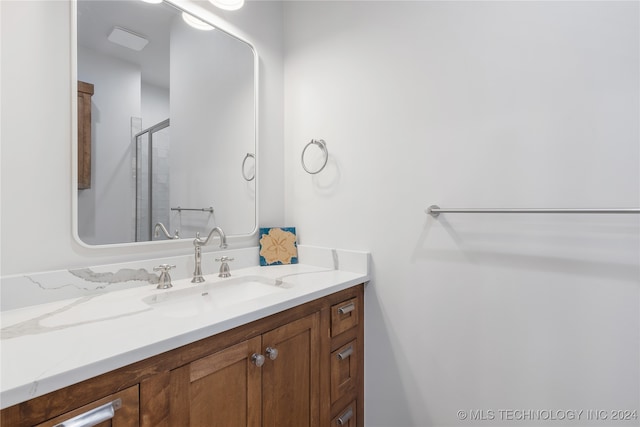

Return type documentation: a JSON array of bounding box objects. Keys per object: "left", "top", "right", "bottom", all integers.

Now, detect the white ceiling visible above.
[{"left": 77, "top": 0, "right": 178, "bottom": 88}]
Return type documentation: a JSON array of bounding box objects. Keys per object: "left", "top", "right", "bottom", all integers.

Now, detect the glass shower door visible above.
[{"left": 135, "top": 119, "right": 170, "bottom": 242}]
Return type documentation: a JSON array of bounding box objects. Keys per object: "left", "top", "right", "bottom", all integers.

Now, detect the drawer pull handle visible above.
[
  {"left": 338, "top": 302, "right": 355, "bottom": 315},
  {"left": 336, "top": 407, "right": 354, "bottom": 425},
  {"left": 337, "top": 345, "right": 353, "bottom": 360},
  {"left": 53, "top": 398, "right": 122, "bottom": 427}
]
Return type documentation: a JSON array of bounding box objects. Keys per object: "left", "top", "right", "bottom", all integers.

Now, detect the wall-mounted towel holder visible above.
[
  {"left": 426, "top": 205, "right": 640, "bottom": 218},
  {"left": 242, "top": 152, "right": 255, "bottom": 181},
  {"left": 301, "top": 139, "right": 328, "bottom": 174},
  {"left": 171, "top": 206, "right": 214, "bottom": 213}
]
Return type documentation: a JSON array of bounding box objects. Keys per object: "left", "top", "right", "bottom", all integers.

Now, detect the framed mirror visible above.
[{"left": 73, "top": 0, "right": 258, "bottom": 247}]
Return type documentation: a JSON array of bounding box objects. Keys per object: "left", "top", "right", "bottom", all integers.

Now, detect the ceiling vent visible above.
[{"left": 107, "top": 26, "right": 149, "bottom": 51}]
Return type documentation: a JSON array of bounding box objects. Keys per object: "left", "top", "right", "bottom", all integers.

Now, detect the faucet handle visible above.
[
  {"left": 153, "top": 264, "right": 176, "bottom": 289},
  {"left": 215, "top": 257, "right": 234, "bottom": 278}
]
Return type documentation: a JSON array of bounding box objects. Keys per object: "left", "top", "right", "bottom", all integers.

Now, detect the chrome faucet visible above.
[
  {"left": 192, "top": 226, "right": 227, "bottom": 283},
  {"left": 154, "top": 222, "right": 180, "bottom": 240},
  {"left": 153, "top": 264, "right": 175, "bottom": 289},
  {"left": 215, "top": 256, "right": 234, "bottom": 278}
]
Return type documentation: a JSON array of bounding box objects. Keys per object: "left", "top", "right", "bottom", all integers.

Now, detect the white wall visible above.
[
  {"left": 0, "top": 0, "right": 284, "bottom": 275},
  {"left": 3, "top": 1, "right": 638, "bottom": 425},
  {"left": 77, "top": 46, "right": 141, "bottom": 245},
  {"left": 170, "top": 17, "right": 255, "bottom": 237},
  {"left": 141, "top": 82, "right": 170, "bottom": 129},
  {"left": 195, "top": 1, "right": 287, "bottom": 233},
  {"left": 283, "top": 2, "right": 639, "bottom": 426}
]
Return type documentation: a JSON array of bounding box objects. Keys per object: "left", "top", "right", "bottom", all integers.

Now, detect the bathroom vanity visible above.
[
  {"left": 0, "top": 247, "right": 368, "bottom": 427},
  {"left": 0, "top": 0, "right": 368, "bottom": 424}
]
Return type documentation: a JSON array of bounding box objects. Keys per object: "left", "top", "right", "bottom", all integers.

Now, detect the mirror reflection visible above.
[{"left": 76, "top": 0, "right": 256, "bottom": 246}]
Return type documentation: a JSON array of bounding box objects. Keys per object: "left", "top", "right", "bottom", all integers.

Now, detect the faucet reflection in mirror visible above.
[
  {"left": 192, "top": 227, "right": 227, "bottom": 283},
  {"left": 154, "top": 222, "right": 179, "bottom": 240}
]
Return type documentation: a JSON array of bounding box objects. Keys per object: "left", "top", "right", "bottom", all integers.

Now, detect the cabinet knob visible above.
[
  {"left": 251, "top": 353, "right": 265, "bottom": 367},
  {"left": 265, "top": 346, "right": 279, "bottom": 360}
]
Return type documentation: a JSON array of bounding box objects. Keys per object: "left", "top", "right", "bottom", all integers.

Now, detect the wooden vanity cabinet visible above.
[
  {"left": 327, "top": 296, "right": 363, "bottom": 427},
  {"left": 169, "top": 313, "right": 320, "bottom": 427},
  {"left": 0, "top": 284, "right": 364, "bottom": 427},
  {"left": 169, "top": 336, "right": 263, "bottom": 427},
  {"left": 262, "top": 313, "right": 320, "bottom": 427}
]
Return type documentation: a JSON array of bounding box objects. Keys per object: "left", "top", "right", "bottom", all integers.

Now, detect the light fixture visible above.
[
  {"left": 182, "top": 12, "right": 215, "bottom": 31},
  {"left": 209, "top": 0, "right": 244, "bottom": 11},
  {"left": 107, "top": 27, "right": 149, "bottom": 51}
]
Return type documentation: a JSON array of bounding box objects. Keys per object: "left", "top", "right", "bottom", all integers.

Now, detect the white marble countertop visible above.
[{"left": 0, "top": 246, "right": 369, "bottom": 409}]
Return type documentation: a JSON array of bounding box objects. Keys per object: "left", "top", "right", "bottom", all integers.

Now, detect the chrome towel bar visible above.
[
  {"left": 171, "top": 206, "right": 214, "bottom": 213},
  {"left": 427, "top": 205, "right": 640, "bottom": 218}
]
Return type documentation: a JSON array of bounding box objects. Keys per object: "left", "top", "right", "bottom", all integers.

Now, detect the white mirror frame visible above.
[{"left": 70, "top": 0, "right": 260, "bottom": 249}]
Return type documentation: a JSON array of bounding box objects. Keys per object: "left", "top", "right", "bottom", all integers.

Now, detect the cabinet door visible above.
[
  {"left": 170, "top": 337, "right": 262, "bottom": 427},
  {"left": 35, "top": 385, "right": 138, "bottom": 427},
  {"left": 262, "top": 313, "right": 320, "bottom": 427}
]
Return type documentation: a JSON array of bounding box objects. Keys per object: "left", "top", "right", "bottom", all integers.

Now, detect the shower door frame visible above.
[{"left": 134, "top": 118, "right": 170, "bottom": 242}]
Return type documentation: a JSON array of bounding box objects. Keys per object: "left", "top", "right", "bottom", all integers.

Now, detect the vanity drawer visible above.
[
  {"left": 330, "top": 400, "right": 357, "bottom": 427},
  {"left": 35, "top": 385, "right": 139, "bottom": 427},
  {"left": 331, "top": 297, "right": 359, "bottom": 337},
  {"left": 331, "top": 340, "right": 358, "bottom": 404}
]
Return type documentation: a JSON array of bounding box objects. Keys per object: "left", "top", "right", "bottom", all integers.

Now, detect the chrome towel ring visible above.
[
  {"left": 301, "top": 139, "right": 328, "bottom": 174},
  {"left": 242, "top": 153, "right": 255, "bottom": 181}
]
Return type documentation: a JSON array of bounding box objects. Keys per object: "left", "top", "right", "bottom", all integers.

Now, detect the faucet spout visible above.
[
  {"left": 192, "top": 226, "right": 227, "bottom": 283},
  {"left": 194, "top": 226, "right": 227, "bottom": 249},
  {"left": 154, "top": 222, "right": 179, "bottom": 240}
]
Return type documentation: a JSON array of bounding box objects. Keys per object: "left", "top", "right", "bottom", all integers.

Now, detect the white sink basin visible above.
[{"left": 143, "top": 275, "right": 288, "bottom": 318}]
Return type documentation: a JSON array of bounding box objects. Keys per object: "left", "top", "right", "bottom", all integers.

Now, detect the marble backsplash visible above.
[
  {"left": 0, "top": 246, "right": 369, "bottom": 312},
  {"left": 0, "top": 247, "right": 260, "bottom": 311}
]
